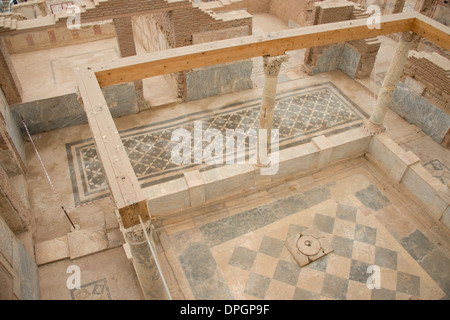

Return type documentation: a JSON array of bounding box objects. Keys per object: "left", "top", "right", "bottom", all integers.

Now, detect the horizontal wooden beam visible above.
[
  {"left": 92, "top": 12, "right": 449, "bottom": 88},
  {"left": 93, "top": 13, "right": 421, "bottom": 87},
  {"left": 74, "top": 68, "right": 150, "bottom": 229},
  {"left": 411, "top": 12, "right": 450, "bottom": 49}
]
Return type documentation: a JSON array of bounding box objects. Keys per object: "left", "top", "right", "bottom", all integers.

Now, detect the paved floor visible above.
[
  {"left": 10, "top": 37, "right": 119, "bottom": 102},
  {"left": 155, "top": 159, "right": 449, "bottom": 300}
]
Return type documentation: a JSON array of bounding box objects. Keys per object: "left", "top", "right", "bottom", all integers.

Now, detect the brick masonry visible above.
[
  {"left": 303, "top": 1, "right": 380, "bottom": 80},
  {"left": 402, "top": 50, "right": 450, "bottom": 112},
  {"left": 0, "top": 38, "right": 22, "bottom": 105}
]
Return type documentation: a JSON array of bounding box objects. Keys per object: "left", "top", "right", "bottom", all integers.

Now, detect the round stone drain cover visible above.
[{"left": 296, "top": 235, "right": 321, "bottom": 256}]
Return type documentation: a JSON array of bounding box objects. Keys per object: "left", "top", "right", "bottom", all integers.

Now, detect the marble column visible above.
[
  {"left": 120, "top": 216, "right": 170, "bottom": 300},
  {"left": 364, "top": 31, "right": 417, "bottom": 135},
  {"left": 258, "top": 55, "right": 288, "bottom": 166},
  {"left": 259, "top": 55, "right": 289, "bottom": 134}
]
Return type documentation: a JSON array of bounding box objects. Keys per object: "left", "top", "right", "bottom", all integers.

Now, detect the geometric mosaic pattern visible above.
[
  {"left": 424, "top": 159, "right": 450, "bottom": 186},
  {"left": 70, "top": 278, "right": 111, "bottom": 300},
  {"left": 173, "top": 181, "right": 446, "bottom": 300},
  {"left": 66, "top": 82, "right": 367, "bottom": 206}
]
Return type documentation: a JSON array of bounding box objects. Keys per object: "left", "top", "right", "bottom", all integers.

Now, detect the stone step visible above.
[
  {"left": 0, "top": 17, "right": 4, "bottom": 27},
  {"left": 3, "top": 16, "right": 10, "bottom": 28}
]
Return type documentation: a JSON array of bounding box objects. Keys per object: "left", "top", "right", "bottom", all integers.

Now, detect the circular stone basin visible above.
[{"left": 296, "top": 235, "right": 321, "bottom": 256}]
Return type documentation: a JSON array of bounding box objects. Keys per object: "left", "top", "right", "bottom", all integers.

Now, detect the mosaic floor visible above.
[
  {"left": 424, "top": 159, "right": 450, "bottom": 186},
  {"left": 66, "top": 82, "right": 368, "bottom": 206},
  {"left": 70, "top": 278, "right": 112, "bottom": 300},
  {"left": 159, "top": 167, "right": 448, "bottom": 300}
]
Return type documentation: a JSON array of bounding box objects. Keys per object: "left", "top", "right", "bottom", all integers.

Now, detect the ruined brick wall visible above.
[
  {"left": 346, "top": 38, "right": 381, "bottom": 78},
  {"left": 132, "top": 12, "right": 178, "bottom": 98},
  {"left": 0, "top": 38, "right": 22, "bottom": 105},
  {"left": 312, "top": 1, "right": 355, "bottom": 24},
  {"left": 2, "top": 23, "right": 116, "bottom": 54},
  {"left": 132, "top": 12, "right": 175, "bottom": 52},
  {"left": 391, "top": 50, "right": 450, "bottom": 146},
  {"left": 304, "top": 1, "right": 381, "bottom": 80},
  {"left": 357, "top": 0, "right": 406, "bottom": 14},
  {"left": 113, "top": 16, "right": 137, "bottom": 57},
  {"left": 172, "top": 7, "right": 252, "bottom": 47},
  {"left": 78, "top": 0, "right": 187, "bottom": 22},
  {"left": 268, "top": 0, "right": 310, "bottom": 27},
  {"left": 172, "top": 8, "right": 252, "bottom": 99},
  {"left": 0, "top": 213, "right": 39, "bottom": 300},
  {"left": 402, "top": 51, "right": 450, "bottom": 111}
]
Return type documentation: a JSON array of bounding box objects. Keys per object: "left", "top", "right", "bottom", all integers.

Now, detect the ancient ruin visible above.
[{"left": 0, "top": 0, "right": 449, "bottom": 302}]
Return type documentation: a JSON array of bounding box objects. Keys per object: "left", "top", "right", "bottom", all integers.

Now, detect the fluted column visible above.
[{"left": 364, "top": 31, "right": 418, "bottom": 135}]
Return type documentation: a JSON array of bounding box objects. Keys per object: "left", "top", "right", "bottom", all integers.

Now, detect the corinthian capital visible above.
[
  {"left": 401, "top": 31, "right": 418, "bottom": 43},
  {"left": 263, "top": 54, "right": 290, "bottom": 76}
]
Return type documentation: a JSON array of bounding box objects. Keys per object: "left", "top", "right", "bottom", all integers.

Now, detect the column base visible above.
[{"left": 363, "top": 121, "right": 387, "bottom": 136}]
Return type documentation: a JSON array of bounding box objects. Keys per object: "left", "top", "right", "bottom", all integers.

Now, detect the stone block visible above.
[
  {"left": 369, "top": 134, "right": 403, "bottom": 171},
  {"left": 391, "top": 82, "right": 450, "bottom": 144},
  {"left": 67, "top": 226, "right": 108, "bottom": 259},
  {"left": 339, "top": 43, "right": 360, "bottom": 79},
  {"left": 186, "top": 60, "right": 253, "bottom": 101},
  {"left": 276, "top": 142, "right": 320, "bottom": 177},
  {"left": 35, "top": 236, "right": 70, "bottom": 266},
  {"left": 184, "top": 170, "right": 206, "bottom": 207},
  {"left": 389, "top": 151, "right": 420, "bottom": 183},
  {"left": 401, "top": 163, "right": 441, "bottom": 211},
  {"left": 328, "top": 127, "right": 371, "bottom": 163},
  {"left": 203, "top": 164, "right": 255, "bottom": 201},
  {"left": 404, "top": 76, "right": 426, "bottom": 95},
  {"left": 312, "top": 135, "right": 334, "bottom": 167},
  {"left": 144, "top": 178, "right": 190, "bottom": 214},
  {"left": 106, "top": 228, "right": 125, "bottom": 249},
  {"left": 0, "top": 216, "right": 13, "bottom": 265}
]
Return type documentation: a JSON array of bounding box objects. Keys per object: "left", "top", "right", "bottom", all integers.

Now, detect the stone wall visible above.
[
  {"left": 11, "top": 82, "right": 139, "bottom": 135},
  {"left": 0, "top": 88, "right": 25, "bottom": 176},
  {"left": 303, "top": 1, "right": 381, "bottom": 80},
  {"left": 186, "top": 60, "right": 253, "bottom": 101},
  {"left": 402, "top": 50, "right": 450, "bottom": 111},
  {"left": 184, "top": 24, "right": 253, "bottom": 101},
  {"left": 2, "top": 21, "right": 115, "bottom": 54},
  {"left": 268, "top": 0, "right": 310, "bottom": 27},
  {"left": 391, "top": 82, "right": 450, "bottom": 146},
  {"left": 391, "top": 50, "right": 450, "bottom": 147},
  {"left": 369, "top": 134, "right": 450, "bottom": 229},
  {"left": 356, "top": 0, "right": 406, "bottom": 14},
  {"left": 132, "top": 13, "right": 178, "bottom": 97},
  {"left": 172, "top": 8, "right": 252, "bottom": 48},
  {"left": 0, "top": 37, "right": 22, "bottom": 105},
  {"left": 0, "top": 215, "right": 40, "bottom": 300}
]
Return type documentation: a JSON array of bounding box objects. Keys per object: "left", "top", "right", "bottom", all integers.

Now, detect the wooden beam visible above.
[
  {"left": 93, "top": 13, "right": 417, "bottom": 87},
  {"left": 74, "top": 68, "right": 150, "bottom": 229},
  {"left": 411, "top": 12, "right": 450, "bottom": 50}
]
